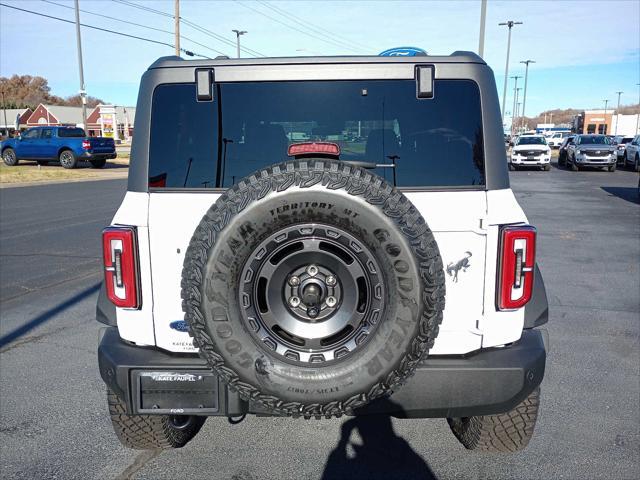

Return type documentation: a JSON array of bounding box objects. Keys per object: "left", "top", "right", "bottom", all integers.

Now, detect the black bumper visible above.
[
  {"left": 79, "top": 152, "right": 117, "bottom": 160},
  {"left": 98, "top": 327, "right": 546, "bottom": 419}
]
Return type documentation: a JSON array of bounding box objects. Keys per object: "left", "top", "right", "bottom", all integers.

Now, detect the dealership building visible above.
[
  {"left": 1, "top": 104, "right": 135, "bottom": 141},
  {"left": 573, "top": 110, "right": 639, "bottom": 136}
]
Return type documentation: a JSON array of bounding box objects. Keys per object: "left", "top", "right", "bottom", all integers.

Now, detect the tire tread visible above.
[
  {"left": 181, "top": 159, "right": 446, "bottom": 418},
  {"left": 447, "top": 387, "right": 540, "bottom": 453}
]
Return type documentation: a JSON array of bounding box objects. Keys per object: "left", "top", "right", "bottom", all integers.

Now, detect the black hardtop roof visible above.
[{"left": 148, "top": 51, "right": 485, "bottom": 70}]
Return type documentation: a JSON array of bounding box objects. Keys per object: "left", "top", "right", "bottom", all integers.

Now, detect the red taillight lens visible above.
[
  {"left": 497, "top": 225, "right": 536, "bottom": 311},
  {"left": 82, "top": 140, "right": 91, "bottom": 150},
  {"left": 102, "top": 226, "right": 140, "bottom": 308},
  {"left": 287, "top": 142, "right": 340, "bottom": 157}
]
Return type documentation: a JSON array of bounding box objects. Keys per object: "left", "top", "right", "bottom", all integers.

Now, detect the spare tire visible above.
[{"left": 181, "top": 159, "right": 445, "bottom": 418}]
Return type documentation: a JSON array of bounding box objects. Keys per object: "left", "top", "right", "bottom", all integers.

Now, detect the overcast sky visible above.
[{"left": 1, "top": 0, "right": 639, "bottom": 119}]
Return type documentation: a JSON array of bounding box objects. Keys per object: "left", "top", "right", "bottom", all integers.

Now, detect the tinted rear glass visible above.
[
  {"left": 58, "top": 128, "right": 86, "bottom": 138},
  {"left": 149, "top": 80, "right": 485, "bottom": 189}
]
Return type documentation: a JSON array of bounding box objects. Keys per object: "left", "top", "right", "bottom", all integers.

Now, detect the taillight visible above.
[
  {"left": 102, "top": 226, "right": 140, "bottom": 308},
  {"left": 287, "top": 142, "right": 340, "bottom": 157},
  {"left": 82, "top": 140, "right": 91, "bottom": 150},
  {"left": 497, "top": 225, "right": 536, "bottom": 311}
]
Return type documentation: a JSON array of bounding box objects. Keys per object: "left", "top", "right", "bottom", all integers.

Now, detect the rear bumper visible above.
[
  {"left": 79, "top": 152, "right": 117, "bottom": 160},
  {"left": 98, "top": 327, "right": 546, "bottom": 419}
]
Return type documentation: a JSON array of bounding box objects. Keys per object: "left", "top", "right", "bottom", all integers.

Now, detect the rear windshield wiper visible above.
[{"left": 340, "top": 160, "right": 396, "bottom": 169}]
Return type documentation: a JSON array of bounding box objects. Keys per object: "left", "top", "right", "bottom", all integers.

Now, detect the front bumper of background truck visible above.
[{"left": 98, "top": 326, "right": 547, "bottom": 419}]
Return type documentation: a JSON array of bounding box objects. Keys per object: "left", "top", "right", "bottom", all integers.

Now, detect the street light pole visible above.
[
  {"left": 1, "top": 90, "right": 8, "bottom": 137},
  {"left": 174, "top": 0, "right": 180, "bottom": 56},
  {"left": 614, "top": 91, "right": 623, "bottom": 135},
  {"left": 510, "top": 75, "right": 522, "bottom": 136},
  {"left": 478, "top": 0, "right": 487, "bottom": 57},
  {"left": 74, "top": 0, "right": 87, "bottom": 129},
  {"left": 499, "top": 20, "right": 523, "bottom": 123},
  {"left": 636, "top": 83, "right": 640, "bottom": 135},
  {"left": 519, "top": 60, "right": 535, "bottom": 131},
  {"left": 514, "top": 89, "right": 521, "bottom": 135},
  {"left": 603, "top": 99, "right": 609, "bottom": 135},
  {"left": 232, "top": 29, "right": 247, "bottom": 59}
]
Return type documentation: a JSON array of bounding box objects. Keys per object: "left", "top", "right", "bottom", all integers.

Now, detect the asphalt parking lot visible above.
[{"left": 0, "top": 163, "right": 638, "bottom": 480}]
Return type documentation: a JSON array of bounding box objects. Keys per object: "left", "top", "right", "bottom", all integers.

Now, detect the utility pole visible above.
[
  {"left": 602, "top": 99, "right": 609, "bottom": 135},
  {"left": 520, "top": 60, "right": 535, "bottom": 131},
  {"left": 74, "top": 0, "right": 87, "bottom": 129},
  {"left": 636, "top": 83, "right": 640, "bottom": 134},
  {"left": 1, "top": 90, "right": 8, "bottom": 137},
  {"left": 499, "top": 20, "right": 523, "bottom": 123},
  {"left": 232, "top": 29, "right": 247, "bottom": 59},
  {"left": 478, "top": 0, "right": 487, "bottom": 58},
  {"left": 513, "top": 90, "right": 521, "bottom": 135},
  {"left": 614, "top": 91, "right": 623, "bottom": 135},
  {"left": 510, "top": 76, "right": 522, "bottom": 136},
  {"left": 174, "top": 0, "right": 180, "bottom": 56}
]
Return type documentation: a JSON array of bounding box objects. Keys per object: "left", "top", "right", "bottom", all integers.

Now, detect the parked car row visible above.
[
  {"left": 0, "top": 126, "right": 116, "bottom": 169},
  {"left": 556, "top": 134, "right": 640, "bottom": 172}
]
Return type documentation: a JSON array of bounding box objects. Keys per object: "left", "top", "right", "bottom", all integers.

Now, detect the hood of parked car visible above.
[{"left": 513, "top": 145, "right": 548, "bottom": 153}]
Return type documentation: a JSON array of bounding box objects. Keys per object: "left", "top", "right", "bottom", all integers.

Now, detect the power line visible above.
[
  {"left": 42, "top": 0, "right": 228, "bottom": 56},
  {"left": 110, "top": 0, "right": 265, "bottom": 57},
  {"left": 255, "top": 0, "right": 370, "bottom": 52},
  {"left": 234, "top": 0, "right": 364, "bottom": 54},
  {"left": 113, "top": 0, "right": 172, "bottom": 18},
  {"left": 180, "top": 18, "right": 265, "bottom": 57},
  {"left": 0, "top": 3, "right": 209, "bottom": 58}
]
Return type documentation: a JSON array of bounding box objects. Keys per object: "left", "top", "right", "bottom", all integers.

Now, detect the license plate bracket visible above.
[{"left": 133, "top": 370, "right": 219, "bottom": 414}]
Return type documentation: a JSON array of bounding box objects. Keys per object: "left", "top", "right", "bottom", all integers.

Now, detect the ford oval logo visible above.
[
  {"left": 379, "top": 46, "right": 428, "bottom": 57},
  {"left": 169, "top": 320, "right": 189, "bottom": 332}
]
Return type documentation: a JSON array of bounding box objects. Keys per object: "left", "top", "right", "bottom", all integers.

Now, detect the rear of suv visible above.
[{"left": 97, "top": 53, "right": 548, "bottom": 453}]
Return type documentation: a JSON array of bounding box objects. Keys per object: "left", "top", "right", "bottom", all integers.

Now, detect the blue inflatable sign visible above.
[{"left": 379, "top": 47, "right": 428, "bottom": 57}]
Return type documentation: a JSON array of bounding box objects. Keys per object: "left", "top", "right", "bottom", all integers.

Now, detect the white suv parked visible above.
[
  {"left": 509, "top": 135, "right": 552, "bottom": 170},
  {"left": 96, "top": 53, "right": 549, "bottom": 453}
]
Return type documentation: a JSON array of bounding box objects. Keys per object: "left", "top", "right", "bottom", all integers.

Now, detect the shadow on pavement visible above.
[
  {"left": 321, "top": 398, "right": 437, "bottom": 480},
  {"left": 601, "top": 186, "right": 640, "bottom": 205},
  {"left": 0, "top": 282, "right": 100, "bottom": 349}
]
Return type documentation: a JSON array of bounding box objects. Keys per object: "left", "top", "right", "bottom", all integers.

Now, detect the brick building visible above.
[{"left": 20, "top": 104, "right": 135, "bottom": 142}]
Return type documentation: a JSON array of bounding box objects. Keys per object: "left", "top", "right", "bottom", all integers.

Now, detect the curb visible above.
[{"left": 0, "top": 172, "right": 128, "bottom": 189}]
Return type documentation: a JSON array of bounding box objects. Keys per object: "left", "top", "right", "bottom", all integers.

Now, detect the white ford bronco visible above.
[{"left": 97, "top": 52, "right": 549, "bottom": 452}]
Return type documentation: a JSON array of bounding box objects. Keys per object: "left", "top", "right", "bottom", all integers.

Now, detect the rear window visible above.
[
  {"left": 148, "top": 79, "right": 485, "bottom": 189},
  {"left": 58, "top": 128, "right": 86, "bottom": 138}
]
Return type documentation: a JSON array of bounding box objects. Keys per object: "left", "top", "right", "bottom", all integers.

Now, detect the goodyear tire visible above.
[
  {"left": 107, "top": 389, "right": 205, "bottom": 450},
  {"left": 181, "top": 160, "right": 445, "bottom": 418},
  {"left": 447, "top": 387, "right": 540, "bottom": 452}
]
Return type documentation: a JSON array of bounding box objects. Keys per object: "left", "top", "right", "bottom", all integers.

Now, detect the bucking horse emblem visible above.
[{"left": 446, "top": 251, "right": 472, "bottom": 282}]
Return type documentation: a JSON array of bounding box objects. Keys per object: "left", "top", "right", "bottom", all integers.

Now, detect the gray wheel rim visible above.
[
  {"left": 60, "top": 151, "right": 73, "bottom": 167},
  {"left": 240, "top": 224, "right": 385, "bottom": 364},
  {"left": 4, "top": 150, "right": 15, "bottom": 164}
]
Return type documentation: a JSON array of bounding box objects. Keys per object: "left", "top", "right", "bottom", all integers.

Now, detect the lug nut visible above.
[
  {"left": 289, "top": 296, "right": 301, "bottom": 308},
  {"left": 325, "top": 275, "right": 336, "bottom": 286},
  {"left": 326, "top": 296, "right": 337, "bottom": 307},
  {"left": 288, "top": 275, "right": 300, "bottom": 287},
  {"left": 307, "top": 307, "right": 319, "bottom": 318},
  {"left": 306, "top": 265, "right": 318, "bottom": 276}
]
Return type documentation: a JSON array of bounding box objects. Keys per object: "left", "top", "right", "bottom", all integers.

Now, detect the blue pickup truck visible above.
[{"left": 0, "top": 126, "right": 116, "bottom": 169}]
